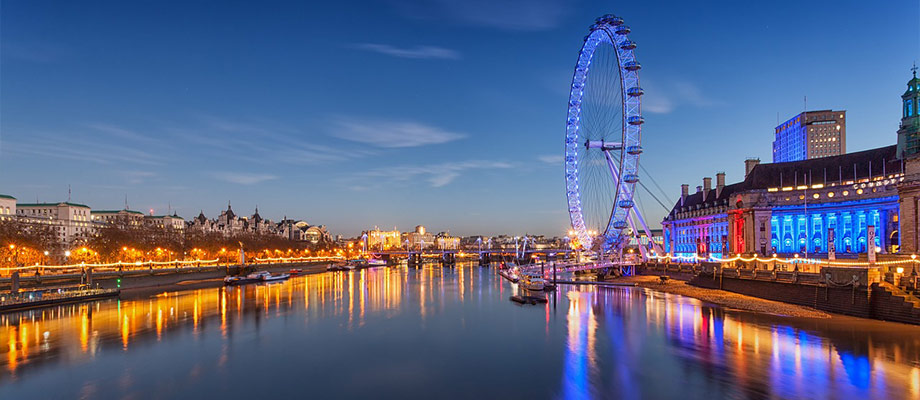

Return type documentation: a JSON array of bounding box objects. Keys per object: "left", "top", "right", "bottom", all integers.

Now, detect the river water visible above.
[{"left": 1, "top": 263, "right": 919, "bottom": 399}]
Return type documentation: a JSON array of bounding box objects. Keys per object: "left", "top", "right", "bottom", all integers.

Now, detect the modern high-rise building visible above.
[{"left": 772, "top": 109, "right": 846, "bottom": 162}]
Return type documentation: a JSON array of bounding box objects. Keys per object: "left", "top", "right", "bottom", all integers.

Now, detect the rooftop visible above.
[{"left": 17, "top": 202, "right": 90, "bottom": 209}]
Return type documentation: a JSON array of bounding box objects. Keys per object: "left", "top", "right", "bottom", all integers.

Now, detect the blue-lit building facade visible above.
[{"left": 663, "top": 146, "right": 903, "bottom": 260}]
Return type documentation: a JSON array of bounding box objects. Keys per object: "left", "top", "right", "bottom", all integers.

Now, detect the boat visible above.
[
  {"left": 327, "top": 264, "right": 356, "bottom": 272},
  {"left": 261, "top": 272, "right": 290, "bottom": 282},
  {"left": 366, "top": 258, "right": 387, "bottom": 267},
  {"left": 288, "top": 268, "right": 304, "bottom": 276},
  {"left": 224, "top": 272, "right": 265, "bottom": 285},
  {"left": 498, "top": 269, "right": 519, "bottom": 283},
  {"left": 519, "top": 271, "right": 545, "bottom": 291}
]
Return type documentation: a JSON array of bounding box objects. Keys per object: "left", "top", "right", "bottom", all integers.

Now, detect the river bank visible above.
[
  {"left": 606, "top": 275, "right": 832, "bottom": 318},
  {"left": 118, "top": 263, "right": 331, "bottom": 299}
]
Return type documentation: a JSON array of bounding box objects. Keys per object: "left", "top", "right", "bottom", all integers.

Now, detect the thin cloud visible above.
[
  {"left": 121, "top": 170, "right": 157, "bottom": 185},
  {"left": 352, "top": 43, "right": 461, "bottom": 60},
  {"left": 642, "top": 79, "right": 722, "bottom": 114},
  {"left": 538, "top": 155, "right": 561, "bottom": 165},
  {"left": 209, "top": 172, "right": 278, "bottom": 185},
  {"left": 333, "top": 119, "right": 465, "bottom": 148},
  {"left": 357, "top": 160, "right": 512, "bottom": 188}
]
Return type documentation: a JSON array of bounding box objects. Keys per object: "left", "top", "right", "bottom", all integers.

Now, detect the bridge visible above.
[{"left": 366, "top": 248, "right": 575, "bottom": 266}]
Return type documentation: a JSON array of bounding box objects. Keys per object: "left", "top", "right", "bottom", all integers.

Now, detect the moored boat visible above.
[
  {"left": 224, "top": 272, "right": 265, "bottom": 285},
  {"left": 261, "top": 272, "right": 290, "bottom": 282},
  {"left": 519, "top": 271, "right": 545, "bottom": 291},
  {"left": 327, "top": 264, "right": 356, "bottom": 272},
  {"left": 366, "top": 258, "right": 386, "bottom": 267}
]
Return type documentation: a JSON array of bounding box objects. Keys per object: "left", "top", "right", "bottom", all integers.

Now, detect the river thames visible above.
[{"left": 2, "top": 263, "right": 920, "bottom": 399}]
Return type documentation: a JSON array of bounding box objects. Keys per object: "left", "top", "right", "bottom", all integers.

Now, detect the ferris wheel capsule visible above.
[
  {"left": 627, "top": 87, "right": 644, "bottom": 97},
  {"left": 626, "top": 145, "right": 643, "bottom": 155},
  {"left": 615, "top": 25, "right": 631, "bottom": 35},
  {"left": 619, "top": 40, "right": 637, "bottom": 50},
  {"left": 627, "top": 115, "right": 645, "bottom": 125},
  {"left": 612, "top": 221, "right": 628, "bottom": 229},
  {"left": 623, "top": 174, "right": 639, "bottom": 183},
  {"left": 618, "top": 200, "right": 635, "bottom": 208}
]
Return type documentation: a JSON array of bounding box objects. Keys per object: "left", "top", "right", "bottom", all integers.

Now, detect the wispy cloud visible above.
[
  {"left": 390, "top": 0, "right": 572, "bottom": 31},
  {"left": 333, "top": 119, "right": 465, "bottom": 148},
  {"left": 356, "top": 160, "right": 512, "bottom": 188},
  {"left": 537, "top": 155, "right": 561, "bottom": 165},
  {"left": 209, "top": 172, "right": 278, "bottom": 185},
  {"left": 642, "top": 79, "right": 722, "bottom": 114},
  {"left": 352, "top": 43, "right": 461, "bottom": 60},
  {"left": 178, "top": 116, "right": 358, "bottom": 165},
  {"left": 121, "top": 170, "right": 157, "bottom": 184}
]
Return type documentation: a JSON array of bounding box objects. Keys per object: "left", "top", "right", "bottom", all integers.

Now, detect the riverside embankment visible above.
[{"left": 0, "top": 261, "right": 334, "bottom": 292}]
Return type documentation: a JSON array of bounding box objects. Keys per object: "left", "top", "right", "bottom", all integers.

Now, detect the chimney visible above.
[
  {"left": 716, "top": 172, "right": 725, "bottom": 197},
  {"left": 680, "top": 184, "right": 689, "bottom": 205},
  {"left": 703, "top": 177, "right": 712, "bottom": 199},
  {"left": 696, "top": 185, "right": 702, "bottom": 194},
  {"left": 745, "top": 158, "right": 761, "bottom": 178}
]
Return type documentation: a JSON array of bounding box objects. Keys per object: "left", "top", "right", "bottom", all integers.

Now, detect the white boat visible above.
[
  {"left": 327, "top": 264, "right": 356, "bottom": 272},
  {"left": 519, "top": 271, "right": 545, "bottom": 291},
  {"left": 366, "top": 258, "right": 386, "bottom": 266},
  {"left": 260, "top": 272, "right": 290, "bottom": 282}
]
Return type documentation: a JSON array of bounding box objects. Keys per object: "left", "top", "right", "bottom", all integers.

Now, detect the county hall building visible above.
[{"left": 663, "top": 69, "right": 920, "bottom": 259}]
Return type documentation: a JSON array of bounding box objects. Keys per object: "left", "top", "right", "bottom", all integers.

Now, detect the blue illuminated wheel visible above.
[{"left": 564, "top": 14, "right": 643, "bottom": 254}]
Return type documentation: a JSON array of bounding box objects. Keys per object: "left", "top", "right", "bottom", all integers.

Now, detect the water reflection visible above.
[{"left": 1, "top": 264, "right": 919, "bottom": 399}]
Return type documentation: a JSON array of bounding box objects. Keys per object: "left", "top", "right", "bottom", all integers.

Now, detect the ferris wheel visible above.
[{"left": 564, "top": 14, "right": 654, "bottom": 257}]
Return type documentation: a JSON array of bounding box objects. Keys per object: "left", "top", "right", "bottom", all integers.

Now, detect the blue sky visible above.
[{"left": 1, "top": 0, "right": 918, "bottom": 237}]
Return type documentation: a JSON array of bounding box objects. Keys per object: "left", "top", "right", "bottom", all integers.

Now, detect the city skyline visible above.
[{"left": 2, "top": 1, "right": 919, "bottom": 237}]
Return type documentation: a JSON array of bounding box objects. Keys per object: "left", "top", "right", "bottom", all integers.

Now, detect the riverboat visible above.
[
  {"left": 519, "top": 271, "right": 545, "bottom": 291},
  {"left": 224, "top": 272, "right": 265, "bottom": 285},
  {"left": 261, "top": 272, "right": 290, "bottom": 282},
  {"left": 366, "top": 258, "right": 387, "bottom": 267}
]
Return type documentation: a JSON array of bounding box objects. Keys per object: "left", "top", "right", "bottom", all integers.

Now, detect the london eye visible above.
[{"left": 564, "top": 14, "right": 648, "bottom": 257}]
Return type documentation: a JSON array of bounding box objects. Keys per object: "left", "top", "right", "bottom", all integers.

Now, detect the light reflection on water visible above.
[{"left": 1, "top": 264, "right": 919, "bottom": 399}]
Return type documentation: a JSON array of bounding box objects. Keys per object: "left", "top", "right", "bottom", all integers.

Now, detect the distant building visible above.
[
  {"left": 0, "top": 194, "right": 15, "bottom": 221},
  {"left": 144, "top": 214, "right": 185, "bottom": 230},
  {"left": 278, "top": 219, "right": 330, "bottom": 244},
  {"left": 435, "top": 232, "right": 460, "bottom": 250},
  {"left": 92, "top": 209, "right": 145, "bottom": 227},
  {"left": 366, "top": 227, "right": 401, "bottom": 250},
  {"left": 405, "top": 225, "right": 434, "bottom": 250},
  {"left": 773, "top": 110, "right": 846, "bottom": 162},
  {"left": 17, "top": 202, "right": 93, "bottom": 244}
]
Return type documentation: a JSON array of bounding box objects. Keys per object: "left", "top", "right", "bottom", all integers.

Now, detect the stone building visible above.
[
  {"left": 17, "top": 202, "right": 93, "bottom": 244},
  {"left": 665, "top": 70, "right": 919, "bottom": 259},
  {"left": 144, "top": 213, "right": 185, "bottom": 230},
  {"left": 0, "top": 194, "right": 15, "bottom": 221},
  {"left": 92, "top": 209, "right": 145, "bottom": 227}
]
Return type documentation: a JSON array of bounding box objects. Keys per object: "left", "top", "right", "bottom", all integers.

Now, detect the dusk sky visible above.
[{"left": 1, "top": 1, "right": 918, "bottom": 237}]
